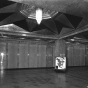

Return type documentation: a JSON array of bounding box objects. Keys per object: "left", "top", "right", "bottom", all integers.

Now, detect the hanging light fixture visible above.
[
  {"left": 36, "top": 8, "right": 42, "bottom": 24},
  {"left": 20, "top": 4, "right": 58, "bottom": 24}
]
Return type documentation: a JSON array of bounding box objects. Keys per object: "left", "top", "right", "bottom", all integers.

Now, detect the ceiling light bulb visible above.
[
  {"left": 71, "top": 39, "right": 74, "bottom": 41},
  {"left": 1, "top": 53, "right": 4, "bottom": 57},
  {"left": 36, "top": 8, "right": 42, "bottom": 25}
]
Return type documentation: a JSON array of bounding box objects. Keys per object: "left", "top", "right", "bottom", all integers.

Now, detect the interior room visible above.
[{"left": 0, "top": 0, "right": 88, "bottom": 88}]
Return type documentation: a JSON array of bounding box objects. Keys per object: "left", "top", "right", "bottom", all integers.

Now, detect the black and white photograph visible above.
[{"left": 0, "top": 0, "right": 88, "bottom": 88}]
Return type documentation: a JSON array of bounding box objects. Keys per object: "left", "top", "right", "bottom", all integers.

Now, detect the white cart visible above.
[{"left": 55, "top": 56, "right": 66, "bottom": 71}]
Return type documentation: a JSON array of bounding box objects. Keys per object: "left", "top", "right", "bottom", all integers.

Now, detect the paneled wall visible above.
[
  {"left": 66, "top": 43, "right": 85, "bottom": 66},
  {"left": 0, "top": 40, "right": 54, "bottom": 69},
  {"left": 8, "top": 42, "right": 18, "bottom": 68},
  {"left": 0, "top": 39, "right": 86, "bottom": 69}
]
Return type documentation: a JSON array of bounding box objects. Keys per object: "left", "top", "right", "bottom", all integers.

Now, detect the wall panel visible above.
[
  {"left": 85, "top": 45, "right": 88, "bottom": 66},
  {"left": 37, "top": 44, "right": 46, "bottom": 67},
  {"left": 79, "top": 44, "right": 85, "bottom": 66},
  {"left": 46, "top": 44, "right": 53, "bottom": 67},
  {"left": 8, "top": 42, "right": 18, "bottom": 68},
  {"left": 19, "top": 43, "right": 29, "bottom": 68},
  {"left": 53, "top": 45, "right": 55, "bottom": 67},
  {"left": 67, "top": 43, "right": 85, "bottom": 66},
  {"left": 67, "top": 44, "right": 74, "bottom": 66},
  {"left": 24, "top": 43, "right": 29, "bottom": 68},
  {"left": 29, "top": 43, "right": 38, "bottom": 68},
  {"left": 73, "top": 44, "right": 80, "bottom": 66}
]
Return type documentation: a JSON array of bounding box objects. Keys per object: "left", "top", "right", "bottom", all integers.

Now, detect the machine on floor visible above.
[{"left": 55, "top": 54, "right": 66, "bottom": 72}]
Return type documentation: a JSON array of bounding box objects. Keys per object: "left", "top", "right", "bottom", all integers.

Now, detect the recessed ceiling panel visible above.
[
  {"left": 54, "top": 20, "right": 66, "bottom": 34},
  {"left": 0, "top": 3, "right": 17, "bottom": 13},
  {"left": 0, "top": 13, "right": 14, "bottom": 21},
  {"left": 55, "top": 13, "right": 74, "bottom": 28},
  {"left": 64, "top": 13, "right": 83, "bottom": 29},
  {"left": 13, "top": 20, "right": 29, "bottom": 31},
  {"left": 26, "top": 19, "right": 37, "bottom": 32},
  {"left": 33, "top": 29, "right": 56, "bottom": 35},
  {"left": 0, "top": 12, "right": 25, "bottom": 26},
  {"left": 42, "top": 19, "right": 58, "bottom": 34},
  {"left": 0, "top": 0, "right": 15, "bottom": 9},
  {"left": 32, "top": 23, "right": 55, "bottom": 34},
  {"left": 77, "top": 19, "right": 88, "bottom": 29},
  {"left": 59, "top": 27, "right": 74, "bottom": 37}
]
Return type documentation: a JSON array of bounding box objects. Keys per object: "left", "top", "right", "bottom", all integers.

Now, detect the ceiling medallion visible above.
[{"left": 20, "top": 3, "right": 58, "bottom": 24}]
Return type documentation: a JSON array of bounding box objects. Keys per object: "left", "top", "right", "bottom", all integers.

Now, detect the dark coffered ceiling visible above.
[{"left": 0, "top": 0, "right": 88, "bottom": 40}]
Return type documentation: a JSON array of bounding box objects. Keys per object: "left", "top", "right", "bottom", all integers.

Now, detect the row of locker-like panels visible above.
[
  {"left": 1, "top": 40, "right": 87, "bottom": 68},
  {"left": 66, "top": 43, "right": 86, "bottom": 66},
  {"left": 0, "top": 42, "right": 55, "bottom": 69}
]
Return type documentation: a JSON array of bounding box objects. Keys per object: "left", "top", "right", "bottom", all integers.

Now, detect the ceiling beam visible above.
[
  {"left": 59, "top": 25, "right": 88, "bottom": 39},
  {"left": 0, "top": 31, "right": 59, "bottom": 39}
]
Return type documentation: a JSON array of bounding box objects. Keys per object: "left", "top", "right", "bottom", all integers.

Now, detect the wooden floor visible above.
[{"left": 0, "top": 67, "right": 88, "bottom": 88}]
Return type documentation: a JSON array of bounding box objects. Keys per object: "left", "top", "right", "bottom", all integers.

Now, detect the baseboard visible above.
[
  {"left": 67, "top": 66, "right": 88, "bottom": 68},
  {"left": 5, "top": 67, "right": 54, "bottom": 70},
  {"left": 4, "top": 66, "right": 88, "bottom": 70}
]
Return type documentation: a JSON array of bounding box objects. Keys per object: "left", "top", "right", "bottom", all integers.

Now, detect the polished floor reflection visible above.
[{"left": 0, "top": 67, "right": 88, "bottom": 88}]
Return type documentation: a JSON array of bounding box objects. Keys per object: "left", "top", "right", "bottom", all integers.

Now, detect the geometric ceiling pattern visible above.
[{"left": 0, "top": 0, "right": 88, "bottom": 39}]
